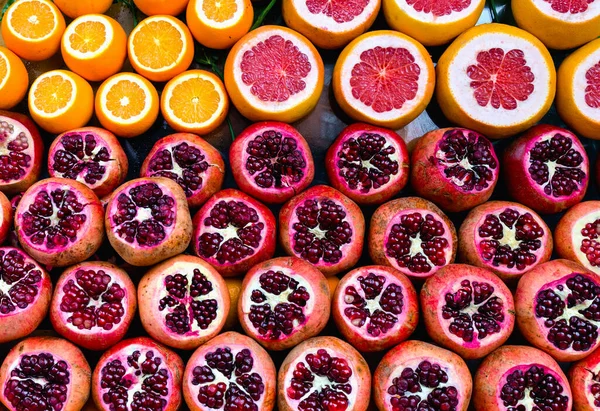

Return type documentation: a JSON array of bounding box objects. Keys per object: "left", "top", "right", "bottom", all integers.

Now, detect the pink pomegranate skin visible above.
[
  {"left": 474, "top": 345, "right": 572, "bottom": 411},
  {"left": 421, "top": 263, "right": 515, "bottom": 359},
  {"left": 325, "top": 123, "right": 410, "bottom": 206},
  {"left": 0, "top": 192, "right": 12, "bottom": 245},
  {"left": 569, "top": 347, "right": 600, "bottom": 410},
  {"left": 503, "top": 124, "right": 589, "bottom": 214},
  {"left": 230, "top": 122, "right": 314, "bottom": 204},
  {"left": 0, "top": 336, "right": 91, "bottom": 411}
]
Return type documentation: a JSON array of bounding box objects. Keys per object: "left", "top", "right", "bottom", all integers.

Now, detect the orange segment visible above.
[
  {"left": 204, "top": 0, "right": 238, "bottom": 21},
  {"left": 106, "top": 80, "right": 147, "bottom": 120},
  {"left": 186, "top": 0, "right": 253, "bottom": 49},
  {"left": 32, "top": 73, "right": 74, "bottom": 114},
  {"left": 0, "top": 46, "right": 29, "bottom": 110},
  {"left": 68, "top": 21, "right": 107, "bottom": 53}
]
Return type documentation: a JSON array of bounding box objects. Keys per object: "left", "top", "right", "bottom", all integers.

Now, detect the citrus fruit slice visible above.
[
  {"left": 28, "top": 69, "right": 94, "bottom": 134},
  {"left": 1, "top": 0, "right": 66, "bottom": 62},
  {"left": 436, "top": 23, "right": 556, "bottom": 139},
  {"left": 161, "top": 70, "right": 229, "bottom": 135},
  {"left": 282, "top": 0, "right": 381, "bottom": 49},
  {"left": 61, "top": 14, "right": 127, "bottom": 82},
  {"left": 0, "top": 46, "right": 29, "bottom": 110},
  {"left": 128, "top": 15, "right": 194, "bottom": 83},
  {"left": 53, "top": 0, "right": 113, "bottom": 18},
  {"left": 186, "top": 0, "right": 253, "bottom": 49},
  {"left": 224, "top": 25, "right": 324, "bottom": 123},
  {"left": 512, "top": 0, "right": 600, "bottom": 50},
  {"left": 96, "top": 72, "right": 160, "bottom": 138},
  {"left": 557, "top": 38, "right": 600, "bottom": 140},
  {"left": 382, "top": 0, "right": 485, "bottom": 46},
  {"left": 134, "top": 0, "right": 191, "bottom": 16},
  {"left": 332, "top": 30, "right": 435, "bottom": 129}
]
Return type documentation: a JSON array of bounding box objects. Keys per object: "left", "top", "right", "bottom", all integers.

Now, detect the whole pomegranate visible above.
[
  {"left": 15, "top": 177, "right": 105, "bottom": 267},
  {"left": 141, "top": 133, "right": 225, "bottom": 209},
  {"left": 368, "top": 197, "right": 457, "bottom": 281},
  {"left": 238, "top": 257, "right": 331, "bottom": 351},
  {"left": 105, "top": 177, "right": 193, "bottom": 266},
  {"left": 569, "top": 346, "right": 600, "bottom": 410},
  {"left": 0, "top": 247, "right": 51, "bottom": 343},
  {"left": 50, "top": 261, "right": 137, "bottom": 351},
  {"left": 332, "top": 265, "right": 419, "bottom": 352},
  {"left": 277, "top": 336, "right": 371, "bottom": 411},
  {"left": 279, "top": 185, "right": 365, "bottom": 276},
  {"left": 410, "top": 127, "right": 499, "bottom": 213},
  {"left": 0, "top": 111, "right": 43, "bottom": 195},
  {"left": 192, "top": 189, "right": 276, "bottom": 277},
  {"left": 91, "top": 337, "right": 184, "bottom": 411},
  {"left": 421, "top": 264, "right": 515, "bottom": 359},
  {"left": 229, "top": 122, "right": 314, "bottom": 204},
  {"left": 325, "top": 123, "right": 410, "bottom": 205},
  {"left": 503, "top": 124, "right": 589, "bottom": 214},
  {"left": 373, "top": 340, "right": 472, "bottom": 411},
  {"left": 516, "top": 259, "right": 600, "bottom": 362},
  {"left": 458, "top": 200, "right": 553, "bottom": 284},
  {"left": 474, "top": 345, "right": 572, "bottom": 411},
  {"left": 0, "top": 336, "right": 91, "bottom": 411},
  {"left": 0, "top": 192, "right": 12, "bottom": 245},
  {"left": 183, "top": 331, "right": 276, "bottom": 411},
  {"left": 48, "top": 127, "right": 129, "bottom": 198},
  {"left": 138, "top": 254, "right": 230, "bottom": 350}
]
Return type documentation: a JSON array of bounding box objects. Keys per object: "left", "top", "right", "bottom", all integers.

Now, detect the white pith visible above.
[
  {"left": 0, "top": 52, "right": 10, "bottom": 90},
  {"left": 392, "top": 0, "right": 484, "bottom": 23},
  {"left": 495, "top": 365, "right": 567, "bottom": 409},
  {"left": 7, "top": 0, "right": 60, "bottom": 42},
  {"left": 195, "top": 0, "right": 246, "bottom": 28},
  {"left": 0, "top": 116, "right": 36, "bottom": 182},
  {"left": 530, "top": 0, "right": 600, "bottom": 22},
  {"left": 289, "top": 0, "right": 379, "bottom": 32},
  {"left": 571, "top": 210, "right": 600, "bottom": 274},
  {"left": 31, "top": 72, "right": 76, "bottom": 117},
  {"left": 129, "top": 16, "right": 188, "bottom": 72},
  {"left": 99, "top": 74, "right": 153, "bottom": 125},
  {"left": 0, "top": 271, "right": 41, "bottom": 316},
  {"left": 446, "top": 32, "right": 552, "bottom": 126},
  {"left": 63, "top": 15, "right": 114, "bottom": 60},
  {"left": 573, "top": 45, "right": 600, "bottom": 122}
]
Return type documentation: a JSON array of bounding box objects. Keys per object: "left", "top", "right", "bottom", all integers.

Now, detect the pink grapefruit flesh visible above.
[{"left": 306, "top": 0, "right": 369, "bottom": 22}]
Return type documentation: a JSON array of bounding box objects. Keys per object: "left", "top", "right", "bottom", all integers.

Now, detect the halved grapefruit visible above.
[
  {"left": 556, "top": 38, "right": 600, "bottom": 140},
  {"left": 282, "top": 0, "right": 381, "bottom": 49},
  {"left": 383, "top": 0, "right": 485, "bottom": 46},
  {"left": 332, "top": 30, "right": 435, "bottom": 129},
  {"left": 436, "top": 23, "right": 556, "bottom": 139},
  {"left": 224, "top": 25, "right": 324, "bottom": 123},
  {"left": 512, "top": 0, "right": 600, "bottom": 50}
]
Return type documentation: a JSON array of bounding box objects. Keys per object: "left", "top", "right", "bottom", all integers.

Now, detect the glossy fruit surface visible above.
[{"left": 569, "top": 346, "right": 600, "bottom": 410}]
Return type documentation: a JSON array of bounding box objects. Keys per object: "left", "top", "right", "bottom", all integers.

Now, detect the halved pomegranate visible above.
[
  {"left": 516, "top": 259, "right": 600, "bottom": 362},
  {"left": 332, "top": 265, "right": 418, "bottom": 352},
  {"left": 421, "top": 263, "right": 515, "bottom": 360},
  {"left": 0, "top": 336, "right": 91, "bottom": 411},
  {"left": 279, "top": 185, "right": 365, "bottom": 276},
  {"left": 0, "top": 192, "right": 12, "bottom": 245},
  {"left": 458, "top": 200, "right": 553, "bottom": 284},
  {"left": 474, "top": 345, "right": 572, "bottom": 411},
  {"left": 229, "top": 122, "right": 314, "bottom": 204},
  {"left": 91, "top": 337, "right": 184, "bottom": 411},
  {"left": 138, "top": 254, "right": 230, "bottom": 350},
  {"left": 368, "top": 197, "right": 457, "bottom": 281},
  {"left": 0, "top": 247, "right": 51, "bottom": 343},
  {"left": 50, "top": 261, "right": 136, "bottom": 351},
  {"left": 183, "top": 331, "right": 277, "bottom": 411},
  {"left": 277, "top": 336, "right": 371, "bottom": 411},
  {"left": 141, "top": 133, "right": 225, "bottom": 209},
  {"left": 411, "top": 127, "right": 500, "bottom": 213},
  {"left": 105, "top": 177, "right": 193, "bottom": 266},
  {"left": 569, "top": 345, "right": 600, "bottom": 410},
  {"left": 373, "top": 340, "right": 472, "bottom": 411},
  {"left": 15, "top": 177, "right": 105, "bottom": 267},
  {"left": 0, "top": 111, "right": 43, "bottom": 195},
  {"left": 238, "top": 256, "right": 330, "bottom": 351},
  {"left": 504, "top": 124, "right": 589, "bottom": 214},
  {"left": 325, "top": 123, "right": 409, "bottom": 205},
  {"left": 48, "top": 127, "right": 129, "bottom": 198},
  {"left": 192, "top": 188, "right": 276, "bottom": 277}
]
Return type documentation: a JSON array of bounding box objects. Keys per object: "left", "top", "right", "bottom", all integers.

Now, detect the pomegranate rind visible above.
[
  {"left": 325, "top": 123, "right": 410, "bottom": 206},
  {"left": 332, "top": 265, "right": 419, "bottom": 352},
  {"left": 473, "top": 345, "right": 572, "bottom": 411},
  {"left": 421, "top": 263, "right": 515, "bottom": 359},
  {"left": 569, "top": 345, "right": 600, "bottom": 410},
  {"left": 50, "top": 261, "right": 137, "bottom": 351},
  {"left": 0, "top": 192, "right": 12, "bottom": 245},
  {"left": 138, "top": 254, "right": 230, "bottom": 350},
  {"left": 183, "top": 331, "right": 277, "bottom": 411},
  {"left": 239, "top": 257, "right": 331, "bottom": 351},
  {"left": 373, "top": 340, "right": 472, "bottom": 411},
  {"left": 0, "top": 336, "right": 91, "bottom": 411},
  {"left": 229, "top": 122, "right": 315, "bottom": 204},
  {"left": 277, "top": 336, "right": 371, "bottom": 411}
]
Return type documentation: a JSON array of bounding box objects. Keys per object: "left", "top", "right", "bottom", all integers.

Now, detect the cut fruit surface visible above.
[
  {"left": 0, "top": 47, "right": 28, "bottom": 110},
  {"left": 186, "top": 0, "right": 253, "bottom": 49}
]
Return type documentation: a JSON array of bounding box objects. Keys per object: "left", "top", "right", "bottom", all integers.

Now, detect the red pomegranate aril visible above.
[
  {"left": 0, "top": 192, "right": 12, "bottom": 245},
  {"left": 569, "top": 345, "right": 600, "bottom": 410}
]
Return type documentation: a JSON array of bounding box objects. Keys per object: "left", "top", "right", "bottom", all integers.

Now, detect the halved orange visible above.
[
  {"left": 133, "top": 0, "right": 191, "bottom": 16},
  {"left": 28, "top": 70, "right": 94, "bottom": 134},
  {"left": 186, "top": 0, "right": 253, "bottom": 49},
  {"left": 161, "top": 70, "right": 229, "bottom": 135},
  {"left": 96, "top": 72, "right": 160, "bottom": 138},
  {"left": 61, "top": 14, "right": 128, "bottom": 82},
  {"left": 53, "top": 0, "right": 113, "bottom": 18},
  {"left": 0, "top": 46, "right": 29, "bottom": 110},
  {"left": 1, "top": 0, "right": 66, "bottom": 61},
  {"left": 128, "top": 15, "right": 194, "bottom": 83}
]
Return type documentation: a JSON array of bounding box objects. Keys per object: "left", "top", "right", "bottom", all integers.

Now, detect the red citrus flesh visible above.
[
  {"left": 586, "top": 60, "right": 600, "bottom": 108},
  {"left": 547, "top": 0, "right": 596, "bottom": 13},
  {"left": 306, "top": 0, "right": 369, "bottom": 22},
  {"left": 407, "top": 0, "right": 473, "bottom": 15}
]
